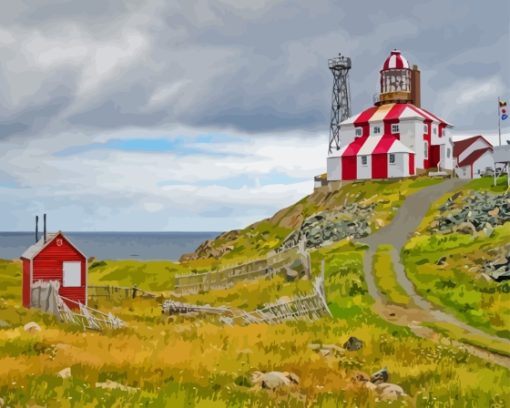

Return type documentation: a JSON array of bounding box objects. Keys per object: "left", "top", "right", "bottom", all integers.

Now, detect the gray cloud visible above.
[{"left": 0, "top": 0, "right": 507, "bottom": 141}]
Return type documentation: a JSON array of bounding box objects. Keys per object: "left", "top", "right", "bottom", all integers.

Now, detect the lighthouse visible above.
[{"left": 327, "top": 49, "right": 454, "bottom": 182}]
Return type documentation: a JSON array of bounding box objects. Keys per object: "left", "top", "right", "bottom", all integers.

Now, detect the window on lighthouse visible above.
[
  {"left": 424, "top": 141, "right": 429, "bottom": 159},
  {"left": 355, "top": 128, "right": 363, "bottom": 137},
  {"left": 373, "top": 126, "right": 381, "bottom": 135},
  {"left": 391, "top": 124, "right": 399, "bottom": 134}
]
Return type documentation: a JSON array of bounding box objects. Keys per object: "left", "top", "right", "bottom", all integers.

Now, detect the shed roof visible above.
[
  {"left": 20, "top": 232, "right": 85, "bottom": 260},
  {"left": 457, "top": 147, "right": 492, "bottom": 168},
  {"left": 453, "top": 135, "right": 492, "bottom": 158}
]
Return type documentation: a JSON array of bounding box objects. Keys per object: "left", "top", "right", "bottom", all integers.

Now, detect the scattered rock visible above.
[
  {"left": 343, "top": 336, "right": 364, "bottom": 351},
  {"left": 251, "top": 371, "right": 300, "bottom": 390},
  {"left": 355, "top": 371, "right": 407, "bottom": 401},
  {"left": 285, "top": 268, "right": 299, "bottom": 281},
  {"left": 483, "top": 243, "right": 510, "bottom": 281},
  {"left": 483, "top": 223, "right": 494, "bottom": 237},
  {"left": 370, "top": 367, "right": 389, "bottom": 384},
  {"left": 436, "top": 256, "right": 447, "bottom": 266},
  {"left": 23, "top": 322, "right": 41, "bottom": 333},
  {"left": 376, "top": 382, "right": 407, "bottom": 401},
  {"left": 95, "top": 380, "right": 138, "bottom": 393},
  {"left": 455, "top": 221, "right": 477, "bottom": 235},
  {"left": 57, "top": 367, "right": 72, "bottom": 379},
  {"left": 0, "top": 320, "right": 10, "bottom": 329}
]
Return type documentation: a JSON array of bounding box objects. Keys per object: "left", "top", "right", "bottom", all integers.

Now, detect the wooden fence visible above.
[
  {"left": 163, "top": 261, "right": 331, "bottom": 325},
  {"left": 88, "top": 285, "right": 156, "bottom": 301},
  {"left": 30, "top": 280, "right": 125, "bottom": 331},
  {"left": 173, "top": 246, "right": 307, "bottom": 295}
]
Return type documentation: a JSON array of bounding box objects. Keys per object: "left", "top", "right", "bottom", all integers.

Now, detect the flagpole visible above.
[{"left": 498, "top": 96, "right": 501, "bottom": 146}]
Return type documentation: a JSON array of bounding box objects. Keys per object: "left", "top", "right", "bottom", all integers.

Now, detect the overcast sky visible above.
[{"left": 1, "top": 0, "right": 509, "bottom": 232}]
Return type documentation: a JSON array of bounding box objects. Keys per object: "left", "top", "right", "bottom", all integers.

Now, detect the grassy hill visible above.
[
  {"left": 180, "top": 177, "right": 443, "bottom": 265},
  {"left": 0, "top": 175, "right": 509, "bottom": 407}
]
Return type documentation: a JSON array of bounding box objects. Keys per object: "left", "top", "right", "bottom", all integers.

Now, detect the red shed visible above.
[{"left": 21, "top": 231, "right": 87, "bottom": 309}]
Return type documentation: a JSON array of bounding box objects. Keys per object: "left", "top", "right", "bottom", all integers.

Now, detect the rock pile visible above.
[
  {"left": 279, "top": 203, "right": 376, "bottom": 251},
  {"left": 432, "top": 191, "right": 510, "bottom": 235},
  {"left": 483, "top": 244, "right": 510, "bottom": 281}
]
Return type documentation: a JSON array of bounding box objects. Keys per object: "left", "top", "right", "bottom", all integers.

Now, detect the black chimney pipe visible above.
[
  {"left": 43, "top": 213, "right": 47, "bottom": 243},
  {"left": 35, "top": 215, "right": 39, "bottom": 243}
]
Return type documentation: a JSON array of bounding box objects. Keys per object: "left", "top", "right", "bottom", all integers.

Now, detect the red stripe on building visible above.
[
  {"left": 354, "top": 106, "right": 379, "bottom": 137},
  {"left": 373, "top": 134, "right": 397, "bottom": 154},
  {"left": 372, "top": 155, "right": 388, "bottom": 179},
  {"left": 342, "top": 156, "right": 357, "bottom": 180},
  {"left": 342, "top": 136, "right": 368, "bottom": 156},
  {"left": 341, "top": 136, "right": 368, "bottom": 180},
  {"left": 383, "top": 103, "right": 407, "bottom": 136}
]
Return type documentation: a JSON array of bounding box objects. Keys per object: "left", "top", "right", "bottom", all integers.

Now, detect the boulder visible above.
[
  {"left": 251, "top": 371, "right": 299, "bottom": 390},
  {"left": 57, "top": 367, "right": 72, "bottom": 379},
  {"left": 436, "top": 256, "right": 447, "bottom": 266},
  {"left": 455, "top": 222, "right": 477, "bottom": 235},
  {"left": 376, "top": 382, "right": 407, "bottom": 401},
  {"left": 285, "top": 268, "right": 299, "bottom": 281},
  {"left": 370, "top": 367, "right": 389, "bottom": 384},
  {"left": 483, "top": 223, "right": 494, "bottom": 237},
  {"left": 23, "top": 322, "right": 41, "bottom": 333},
  {"left": 95, "top": 380, "right": 138, "bottom": 393},
  {"left": 343, "top": 336, "right": 364, "bottom": 351},
  {"left": 0, "top": 320, "right": 10, "bottom": 329},
  {"left": 488, "top": 207, "right": 500, "bottom": 217}
]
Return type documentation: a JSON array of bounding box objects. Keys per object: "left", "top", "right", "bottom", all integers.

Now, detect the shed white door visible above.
[{"left": 63, "top": 262, "right": 81, "bottom": 287}]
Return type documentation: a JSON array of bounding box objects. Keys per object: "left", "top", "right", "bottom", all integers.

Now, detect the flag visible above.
[
  {"left": 502, "top": 114, "right": 508, "bottom": 121},
  {"left": 500, "top": 100, "right": 507, "bottom": 108}
]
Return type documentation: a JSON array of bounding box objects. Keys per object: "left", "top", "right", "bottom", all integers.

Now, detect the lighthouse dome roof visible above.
[{"left": 382, "top": 49, "right": 410, "bottom": 71}]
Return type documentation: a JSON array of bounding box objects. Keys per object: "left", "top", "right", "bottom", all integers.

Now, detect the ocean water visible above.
[{"left": 0, "top": 231, "right": 221, "bottom": 261}]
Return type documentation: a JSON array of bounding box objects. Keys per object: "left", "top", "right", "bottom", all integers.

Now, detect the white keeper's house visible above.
[{"left": 327, "top": 50, "right": 454, "bottom": 181}]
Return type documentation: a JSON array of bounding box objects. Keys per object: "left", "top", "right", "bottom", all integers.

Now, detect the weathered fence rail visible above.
[
  {"left": 88, "top": 285, "right": 156, "bottom": 301},
  {"left": 30, "top": 280, "right": 125, "bottom": 331},
  {"left": 163, "top": 262, "right": 331, "bottom": 326},
  {"left": 173, "top": 245, "right": 307, "bottom": 295}
]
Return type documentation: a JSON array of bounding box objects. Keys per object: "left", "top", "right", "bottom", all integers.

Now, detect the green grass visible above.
[
  {"left": 1, "top": 243, "right": 510, "bottom": 407},
  {"left": 372, "top": 245, "right": 412, "bottom": 307},
  {"left": 403, "top": 223, "right": 510, "bottom": 340},
  {"left": 465, "top": 174, "right": 508, "bottom": 193},
  {"left": 87, "top": 259, "right": 189, "bottom": 292},
  {"left": 424, "top": 321, "right": 510, "bottom": 358}
]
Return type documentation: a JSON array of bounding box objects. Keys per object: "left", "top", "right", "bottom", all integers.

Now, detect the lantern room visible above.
[{"left": 378, "top": 49, "right": 417, "bottom": 106}]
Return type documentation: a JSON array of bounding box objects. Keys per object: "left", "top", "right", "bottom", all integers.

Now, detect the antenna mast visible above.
[{"left": 328, "top": 53, "right": 352, "bottom": 154}]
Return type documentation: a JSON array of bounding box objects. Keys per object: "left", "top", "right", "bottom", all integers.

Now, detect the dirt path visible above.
[{"left": 359, "top": 178, "right": 510, "bottom": 369}]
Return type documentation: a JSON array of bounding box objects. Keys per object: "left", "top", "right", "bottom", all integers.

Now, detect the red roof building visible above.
[
  {"left": 328, "top": 50, "right": 454, "bottom": 181},
  {"left": 453, "top": 135, "right": 494, "bottom": 179},
  {"left": 21, "top": 231, "right": 87, "bottom": 309}
]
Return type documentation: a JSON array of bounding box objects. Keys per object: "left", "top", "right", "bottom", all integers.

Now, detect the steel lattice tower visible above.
[{"left": 328, "top": 54, "right": 352, "bottom": 153}]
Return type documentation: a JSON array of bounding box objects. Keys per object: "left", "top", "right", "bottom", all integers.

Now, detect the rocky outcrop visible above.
[
  {"left": 432, "top": 191, "right": 510, "bottom": 235},
  {"left": 279, "top": 202, "right": 376, "bottom": 251},
  {"left": 180, "top": 231, "right": 238, "bottom": 261}
]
